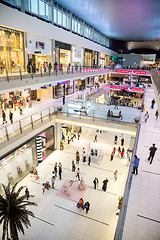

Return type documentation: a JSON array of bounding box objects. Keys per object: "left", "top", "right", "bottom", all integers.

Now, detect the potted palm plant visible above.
[
  {"left": 0, "top": 183, "right": 37, "bottom": 240},
  {"left": 118, "top": 196, "right": 123, "bottom": 209}
]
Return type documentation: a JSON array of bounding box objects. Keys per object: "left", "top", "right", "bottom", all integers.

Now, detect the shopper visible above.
[
  {"left": 114, "top": 170, "right": 118, "bottom": 181},
  {"left": 151, "top": 99, "right": 155, "bottom": 109},
  {"left": 121, "top": 148, "right": 125, "bottom": 158},
  {"left": 93, "top": 134, "right": 97, "bottom": 142},
  {"left": 49, "top": 62, "right": 52, "bottom": 72},
  {"left": 63, "top": 95, "right": 65, "bottom": 105},
  {"left": 76, "top": 168, "right": 80, "bottom": 181},
  {"left": 102, "top": 178, "right": 109, "bottom": 191},
  {"left": 93, "top": 177, "right": 99, "bottom": 189},
  {"left": 118, "top": 146, "right": 121, "bottom": 155},
  {"left": 144, "top": 111, "right": 149, "bottom": 123},
  {"left": 82, "top": 150, "right": 86, "bottom": 162},
  {"left": 58, "top": 162, "right": 62, "bottom": 180},
  {"left": 2, "top": 110, "right": 7, "bottom": 124},
  {"left": 74, "top": 131, "right": 76, "bottom": 139},
  {"left": 132, "top": 155, "right": 140, "bottom": 175},
  {"left": 121, "top": 137, "right": 124, "bottom": 146},
  {"left": 114, "top": 135, "right": 118, "bottom": 144},
  {"left": 42, "top": 183, "right": 45, "bottom": 194},
  {"left": 148, "top": 143, "right": 157, "bottom": 164},
  {"left": 110, "top": 152, "right": 114, "bottom": 161},
  {"left": 68, "top": 136, "right": 70, "bottom": 144},
  {"left": 54, "top": 163, "right": 58, "bottom": 177},
  {"left": 76, "top": 150, "right": 80, "bottom": 164},
  {"left": 84, "top": 201, "right": 90, "bottom": 214},
  {"left": 72, "top": 160, "right": 76, "bottom": 172},
  {"left": 77, "top": 131, "right": 80, "bottom": 140},
  {"left": 51, "top": 175, "right": 56, "bottom": 188},
  {"left": 88, "top": 154, "right": 91, "bottom": 166},
  {"left": 113, "top": 147, "right": 116, "bottom": 154},
  {"left": 62, "top": 132, "right": 65, "bottom": 141},
  {"left": 155, "top": 110, "right": 159, "bottom": 120},
  {"left": 9, "top": 111, "right": 13, "bottom": 124},
  {"left": 25, "top": 188, "right": 30, "bottom": 200},
  {"left": 77, "top": 198, "right": 84, "bottom": 210}
]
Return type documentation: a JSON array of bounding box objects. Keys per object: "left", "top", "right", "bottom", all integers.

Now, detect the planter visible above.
[
  {"left": 134, "top": 117, "right": 140, "bottom": 123},
  {"left": 57, "top": 107, "right": 62, "bottom": 111}
]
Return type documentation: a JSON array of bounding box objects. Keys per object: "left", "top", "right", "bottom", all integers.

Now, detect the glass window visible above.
[
  {"left": 58, "top": 9, "right": 62, "bottom": 25},
  {"left": 63, "top": 13, "right": 67, "bottom": 28},
  {"left": 54, "top": 7, "right": 57, "bottom": 23},
  {"left": 3, "top": 0, "right": 21, "bottom": 6},
  {"left": 31, "top": 0, "right": 38, "bottom": 14},
  {"left": 39, "top": 0, "right": 45, "bottom": 17}
]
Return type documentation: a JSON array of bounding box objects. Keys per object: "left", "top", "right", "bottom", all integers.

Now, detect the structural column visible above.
[{"left": 55, "top": 122, "right": 61, "bottom": 150}]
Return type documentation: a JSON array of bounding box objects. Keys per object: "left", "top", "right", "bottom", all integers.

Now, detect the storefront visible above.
[
  {"left": 0, "top": 26, "right": 25, "bottom": 73},
  {"left": 93, "top": 51, "right": 99, "bottom": 67},
  {"left": 86, "top": 77, "right": 94, "bottom": 88},
  {"left": 55, "top": 41, "right": 71, "bottom": 69},
  {"left": 0, "top": 89, "right": 36, "bottom": 112},
  {"left": 84, "top": 49, "right": 92, "bottom": 67},
  {"left": 0, "top": 126, "right": 55, "bottom": 194},
  {"left": 53, "top": 81, "right": 73, "bottom": 98},
  {"left": 75, "top": 79, "right": 85, "bottom": 92}
]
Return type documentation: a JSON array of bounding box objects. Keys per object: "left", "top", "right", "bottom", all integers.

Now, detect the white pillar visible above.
[{"left": 55, "top": 122, "right": 61, "bottom": 150}]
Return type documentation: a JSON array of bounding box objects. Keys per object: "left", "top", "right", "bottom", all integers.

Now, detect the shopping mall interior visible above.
[{"left": 0, "top": 1, "right": 160, "bottom": 240}]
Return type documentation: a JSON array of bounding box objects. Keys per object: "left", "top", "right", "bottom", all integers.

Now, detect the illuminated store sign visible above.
[
  {"left": 110, "top": 85, "right": 144, "bottom": 92},
  {"left": 115, "top": 69, "right": 147, "bottom": 75}
]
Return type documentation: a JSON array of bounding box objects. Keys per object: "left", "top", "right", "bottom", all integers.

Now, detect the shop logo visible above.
[{"left": 36, "top": 41, "right": 45, "bottom": 50}]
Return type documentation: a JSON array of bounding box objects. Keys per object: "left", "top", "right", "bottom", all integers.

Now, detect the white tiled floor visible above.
[
  {"left": 0, "top": 128, "right": 132, "bottom": 240},
  {"left": 122, "top": 87, "right": 160, "bottom": 240}
]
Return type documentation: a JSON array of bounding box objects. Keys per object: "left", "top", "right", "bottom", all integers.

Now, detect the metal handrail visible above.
[{"left": 114, "top": 123, "right": 141, "bottom": 240}]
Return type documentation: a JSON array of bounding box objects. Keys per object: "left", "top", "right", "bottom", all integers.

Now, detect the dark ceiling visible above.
[{"left": 57, "top": 0, "right": 160, "bottom": 41}]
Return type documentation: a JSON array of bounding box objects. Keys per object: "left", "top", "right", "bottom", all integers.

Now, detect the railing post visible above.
[
  {"left": 31, "top": 65, "right": 33, "bottom": 79},
  {"left": 40, "top": 66, "right": 42, "bottom": 78},
  {"left": 18, "top": 65, "right": 22, "bottom": 80},
  {"left": 72, "top": 66, "right": 73, "bottom": 74},
  {"left": 93, "top": 110, "right": 95, "bottom": 121},
  {"left": 31, "top": 115, "right": 33, "bottom": 129},
  {"left": 5, "top": 67, "right": 9, "bottom": 82},
  {"left": 40, "top": 112, "right": 43, "bottom": 122},
  {"left": 62, "top": 66, "right": 63, "bottom": 75},
  {"left": 49, "top": 68, "right": 51, "bottom": 77},
  {"left": 5, "top": 126, "right": 9, "bottom": 141},
  {"left": 49, "top": 107, "right": 51, "bottom": 119},
  {"left": 19, "top": 120, "right": 22, "bottom": 134}
]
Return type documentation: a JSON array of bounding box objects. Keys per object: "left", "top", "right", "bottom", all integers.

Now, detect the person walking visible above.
[
  {"left": 76, "top": 150, "right": 80, "bottom": 164},
  {"left": 114, "top": 135, "right": 118, "bottom": 144},
  {"left": 77, "top": 198, "right": 84, "bottom": 210},
  {"left": 82, "top": 150, "right": 86, "bottom": 162},
  {"left": 54, "top": 163, "right": 58, "bottom": 177},
  {"left": 102, "top": 178, "right": 109, "bottom": 191},
  {"left": 68, "top": 136, "right": 70, "bottom": 144},
  {"left": 9, "top": 111, "right": 13, "bottom": 124},
  {"left": 88, "top": 154, "right": 91, "bottom": 166},
  {"left": 25, "top": 188, "right": 30, "bottom": 200},
  {"left": 42, "top": 183, "right": 45, "bottom": 194},
  {"left": 2, "top": 110, "right": 7, "bottom": 124},
  {"left": 76, "top": 168, "right": 80, "bottom": 181},
  {"left": 93, "top": 134, "right": 97, "bottom": 142},
  {"left": 84, "top": 201, "right": 90, "bottom": 214},
  {"left": 62, "top": 132, "right": 65, "bottom": 141},
  {"left": 121, "top": 148, "right": 125, "bottom": 158},
  {"left": 72, "top": 160, "right": 76, "bottom": 172},
  {"left": 77, "top": 131, "right": 80, "bottom": 140},
  {"left": 110, "top": 152, "right": 114, "bottom": 161},
  {"left": 114, "top": 170, "right": 118, "bottom": 181},
  {"left": 151, "top": 99, "right": 155, "bottom": 109},
  {"left": 118, "top": 146, "right": 121, "bottom": 155},
  {"left": 113, "top": 147, "right": 116, "bottom": 154},
  {"left": 144, "top": 111, "right": 149, "bottom": 123},
  {"left": 121, "top": 137, "right": 124, "bottom": 146},
  {"left": 51, "top": 175, "right": 56, "bottom": 188},
  {"left": 148, "top": 143, "right": 157, "bottom": 164},
  {"left": 58, "top": 162, "right": 62, "bottom": 180},
  {"left": 155, "top": 110, "right": 159, "bottom": 120},
  {"left": 132, "top": 155, "right": 140, "bottom": 175},
  {"left": 93, "top": 177, "right": 99, "bottom": 189}
]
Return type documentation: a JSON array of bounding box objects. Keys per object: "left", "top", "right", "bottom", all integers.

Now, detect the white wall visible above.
[
  {"left": 0, "top": 3, "right": 117, "bottom": 57},
  {"left": 27, "top": 33, "right": 52, "bottom": 55}
]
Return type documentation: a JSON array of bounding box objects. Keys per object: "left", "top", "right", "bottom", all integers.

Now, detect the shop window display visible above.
[
  {"left": 75, "top": 79, "right": 85, "bottom": 92},
  {"left": 0, "top": 26, "right": 25, "bottom": 73}
]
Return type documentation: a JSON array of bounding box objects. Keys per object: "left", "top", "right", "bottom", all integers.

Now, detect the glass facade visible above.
[
  {"left": 0, "top": 26, "right": 25, "bottom": 73},
  {"left": 3, "top": 0, "right": 110, "bottom": 49}
]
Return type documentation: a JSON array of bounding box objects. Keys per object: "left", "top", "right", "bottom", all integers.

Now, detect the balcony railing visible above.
[{"left": 0, "top": 65, "right": 110, "bottom": 82}]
